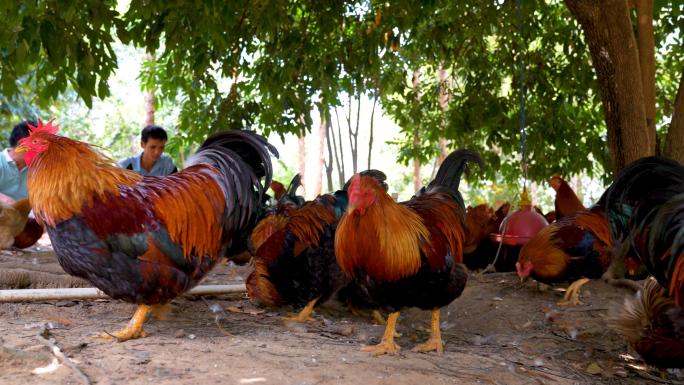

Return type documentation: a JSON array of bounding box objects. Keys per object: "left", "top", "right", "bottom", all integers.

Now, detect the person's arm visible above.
[{"left": 0, "top": 192, "right": 15, "bottom": 205}]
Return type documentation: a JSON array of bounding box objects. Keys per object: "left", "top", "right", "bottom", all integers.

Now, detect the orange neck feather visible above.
[
  {"left": 518, "top": 225, "right": 570, "bottom": 279},
  {"left": 26, "top": 135, "right": 142, "bottom": 227},
  {"left": 335, "top": 190, "right": 430, "bottom": 282},
  {"left": 251, "top": 215, "right": 291, "bottom": 250},
  {"left": 288, "top": 195, "right": 338, "bottom": 249},
  {"left": 568, "top": 207, "right": 613, "bottom": 248}
]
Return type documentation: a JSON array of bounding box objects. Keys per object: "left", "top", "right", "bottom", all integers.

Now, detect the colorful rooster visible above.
[
  {"left": 335, "top": 150, "right": 482, "bottom": 355},
  {"left": 17, "top": 120, "right": 276, "bottom": 342},
  {"left": 246, "top": 170, "right": 387, "bottom": 323}
]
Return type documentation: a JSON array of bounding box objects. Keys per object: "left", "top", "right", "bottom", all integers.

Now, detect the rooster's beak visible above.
[
  {"left": 15, "top": 144, "right": 27, "bottom": 153},
  {"left": 628, "top": 269, "right": 635, "bottom": 276}
]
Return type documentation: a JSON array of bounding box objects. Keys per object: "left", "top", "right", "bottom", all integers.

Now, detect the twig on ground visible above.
[
  {"left": 36, "top": 324, "right": 90, "bottom": 385},
  {"left": 1, "top": 345, "right": 51, "bottom": 361},
  {"left": 216, "top": 317, "right": 234, "bottom": 337}
]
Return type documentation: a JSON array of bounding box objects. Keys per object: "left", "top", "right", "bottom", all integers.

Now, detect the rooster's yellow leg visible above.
[
  {"left": 557, "top": 278, "right": 590, "bottom": 306},
  {"left": 95, "top": 304, "right": 150, "bottom": 342},
  {"left": 414, "top": 309, "right": 443, "bottom": 354},
  {"left": 372, "top": 310, "right": 386, "bottom": 325},
  {"left": 361, "top": 311, "right": 401, "bottom": 355},
  {"left": 371, "top": 310, "right": 401, "bottom": 337},
  {"left": 282, "top": 297, "right": 319, "bottom": 323},
  {"left": 345, "top": 299, "right": 369, "bottom": 317}
]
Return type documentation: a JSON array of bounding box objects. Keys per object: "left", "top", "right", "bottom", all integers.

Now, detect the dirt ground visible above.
[{"left": 0, "top": 239, "right": 681, "bottom": 385}]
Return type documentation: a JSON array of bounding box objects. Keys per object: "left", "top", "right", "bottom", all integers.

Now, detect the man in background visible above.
[
  {"left": 0, "top": 121, "right": 32, "bottom": 204},
  {"left": 119, "top": 125, "right": 177, "bottom": 176}
]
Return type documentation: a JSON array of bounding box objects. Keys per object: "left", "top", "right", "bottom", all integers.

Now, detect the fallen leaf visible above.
[
  {"left": 586, "top": 362, "right": 603, "bottom": 375},
  {"left": 226, "top": 307, "right": 264, "bottom": 316},
  {"left": 44, "top": 316, "right": 77, "bottom": 326}
]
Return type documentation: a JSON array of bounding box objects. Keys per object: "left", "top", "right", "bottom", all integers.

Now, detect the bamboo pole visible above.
[{"left": 0, "top": 284, "right": 247, "bottom": 302}]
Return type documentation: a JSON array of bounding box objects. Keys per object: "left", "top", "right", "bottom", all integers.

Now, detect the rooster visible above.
[
  {"left": 549, "top": 175, "right": 585, "bottom": 220},
  {"left": 335, "top": 149, "right": 482, "bottom": 355},
  {"left": 13, "top": 217, "right": 44, "bottom": 249},
  {"left": 0, "top": 199, "right": 33, "bottom": 248},
  {"left": 463, "top": 204, "right": 495, "bottom": 255},
  {"left": 516, "top": 205, "right": 615, "bottom": 306},
  {"left": 246, "top": 170, "right": 387, "bottom": 323},
  {"left": 17, "top": 120, "right": 276, "bottom": 342},
  {"left": 601, "top": 156, "right": 684, "bottom": 372},
  {"left": 270, "top": 179, "right": 288, "bottom": 201},
  {"left": 249, "top": 174, "right": 306, "bottom": 253}
]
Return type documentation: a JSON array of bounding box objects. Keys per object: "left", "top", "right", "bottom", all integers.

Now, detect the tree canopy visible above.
[{"left": 2, "top": 0, "right": 683, "bottom": 185}]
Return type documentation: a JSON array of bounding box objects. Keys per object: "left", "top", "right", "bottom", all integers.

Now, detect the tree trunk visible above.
[
  {"left": 438, "top": 67, "right": 449, "bottom": 164},
  {"left": 564, "top": 0, "right": 649, "bottom": 176},
  {"left": 333, "top": 108, "right": 346, "bottom": 188},
  {"left": 298, "top": 129, "right": 306, "bottom": 198},
  {"left": 345, "top": 91, "right": 360, "bottom": 175},
  {"left": 313, "top": 113, "right": 327, "bottom": 197},
  {"left": 413, "top": 70, "right": 422, "bottom": 193},
  {"left": 324, "top": 111, "right": 335, "bottom": 192},
  {"left": 601, "top": 0, "right": 650, "bottom": 166},
  {"left": 665, "top": 68, "right": 684, "bottom": 163},
  {"left": 143, "top": 54, "right": 156, "bottom": 126},
  {"left": 634, "top": 0, "right": 656, "bottom": 154}
]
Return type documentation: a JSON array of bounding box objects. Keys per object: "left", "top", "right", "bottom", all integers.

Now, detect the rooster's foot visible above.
[
  {"left": 361, "top": 311, "right": 401, "bottom": 356},
  {"left": 345, "top": 301, "right": 369, "bottom": 317},
  {"left": 413, "top": 335, "right": 443, "bottom": 354},
  {"left": 413, "top": 309, "right": 443, "bottom": 354},
  {"left": 361, "top": 339, "right": 401, "bottom": 356},
  {"left": 95, "top": 304, "right": 150, "bottom": 342},
  {"left": 556, "top": 278, "right": 590, "bottom": 307},
  {"left": 282, "top": 298, "right": 318, "bottom": 323}
]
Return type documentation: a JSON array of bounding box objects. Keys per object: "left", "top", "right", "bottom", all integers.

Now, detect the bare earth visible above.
[{"left": 0, "top": 240, "right": 679, "bottom": 385}]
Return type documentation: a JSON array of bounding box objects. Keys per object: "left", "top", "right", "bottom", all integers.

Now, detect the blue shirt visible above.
[
  {"left": 118, "top": 153, "right": 177, "bottom": 176},
  {"left": 0, "top": 149, "right": 29, "bottom": 200}
]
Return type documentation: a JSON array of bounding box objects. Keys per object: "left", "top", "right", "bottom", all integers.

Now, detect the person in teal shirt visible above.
[
  {"left": 0, "top": 121, "right": 32, "bottom": 204},
  {"left": 118, "top": 125, "right": 177, "bottom": 176}
]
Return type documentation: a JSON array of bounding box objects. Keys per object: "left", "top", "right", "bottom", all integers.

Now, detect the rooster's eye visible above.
[{"left": 32, "top": 139, "right": 38, "bottom": 144}]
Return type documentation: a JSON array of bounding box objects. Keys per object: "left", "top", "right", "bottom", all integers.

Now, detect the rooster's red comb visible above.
[{"left": 27, "top": 119, "right": 59, "bottom": 135}]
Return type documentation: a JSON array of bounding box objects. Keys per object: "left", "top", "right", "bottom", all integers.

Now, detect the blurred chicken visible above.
[
  {"left": 601, "top": 156, "right": 684, "bottom": 373},
  {"left": 13, "top": 218, "right": 44, "bottom": 249},
  {"left": 463, "top": 204, "right": 496, "bottom": 255},
  {"left": 0, "top": 199, "right": 32, "bottom": 248},
  {"left": 533, "top": 205, "right": 555, "bottom": 224},
  {"left": 270, "top": 180, "right": 287, "bottom": 201},
  {"left": 549, "top": 175, "right": 585, "bottom": 220},
  {"left": 250, "top": 174, "right": 306, "bottom": 253}
]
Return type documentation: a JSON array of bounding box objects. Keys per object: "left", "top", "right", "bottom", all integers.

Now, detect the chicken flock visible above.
[{"left": 13, "top": 119, "right": 684, "bottom": 373}]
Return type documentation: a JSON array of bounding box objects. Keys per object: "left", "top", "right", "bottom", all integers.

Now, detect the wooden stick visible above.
[
  {"left": 36, "top": 324, "right": 91, "bottom": 385},
  {"left": 0, "top": 284, "right": 247, "bottom": 302}
]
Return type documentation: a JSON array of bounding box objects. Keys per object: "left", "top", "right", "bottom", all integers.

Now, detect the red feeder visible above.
[{"left": 489, "top": 187, "right": 549, "bottom": 246}]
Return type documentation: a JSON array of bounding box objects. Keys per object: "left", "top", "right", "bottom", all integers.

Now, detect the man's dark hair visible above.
[
  {"left": 141, "top": 125, "right": 168, "bottom": 143},
  {"left": 10, "top": 121, "right": 36, "bottom": 147}
]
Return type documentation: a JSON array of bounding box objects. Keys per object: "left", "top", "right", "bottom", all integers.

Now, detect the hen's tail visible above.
[
  {"left": 187, "top": 130, "right": 279, "bottom": 237},
  {"left": 600, "top": 156, "right": 684, "bottom": 303}
]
